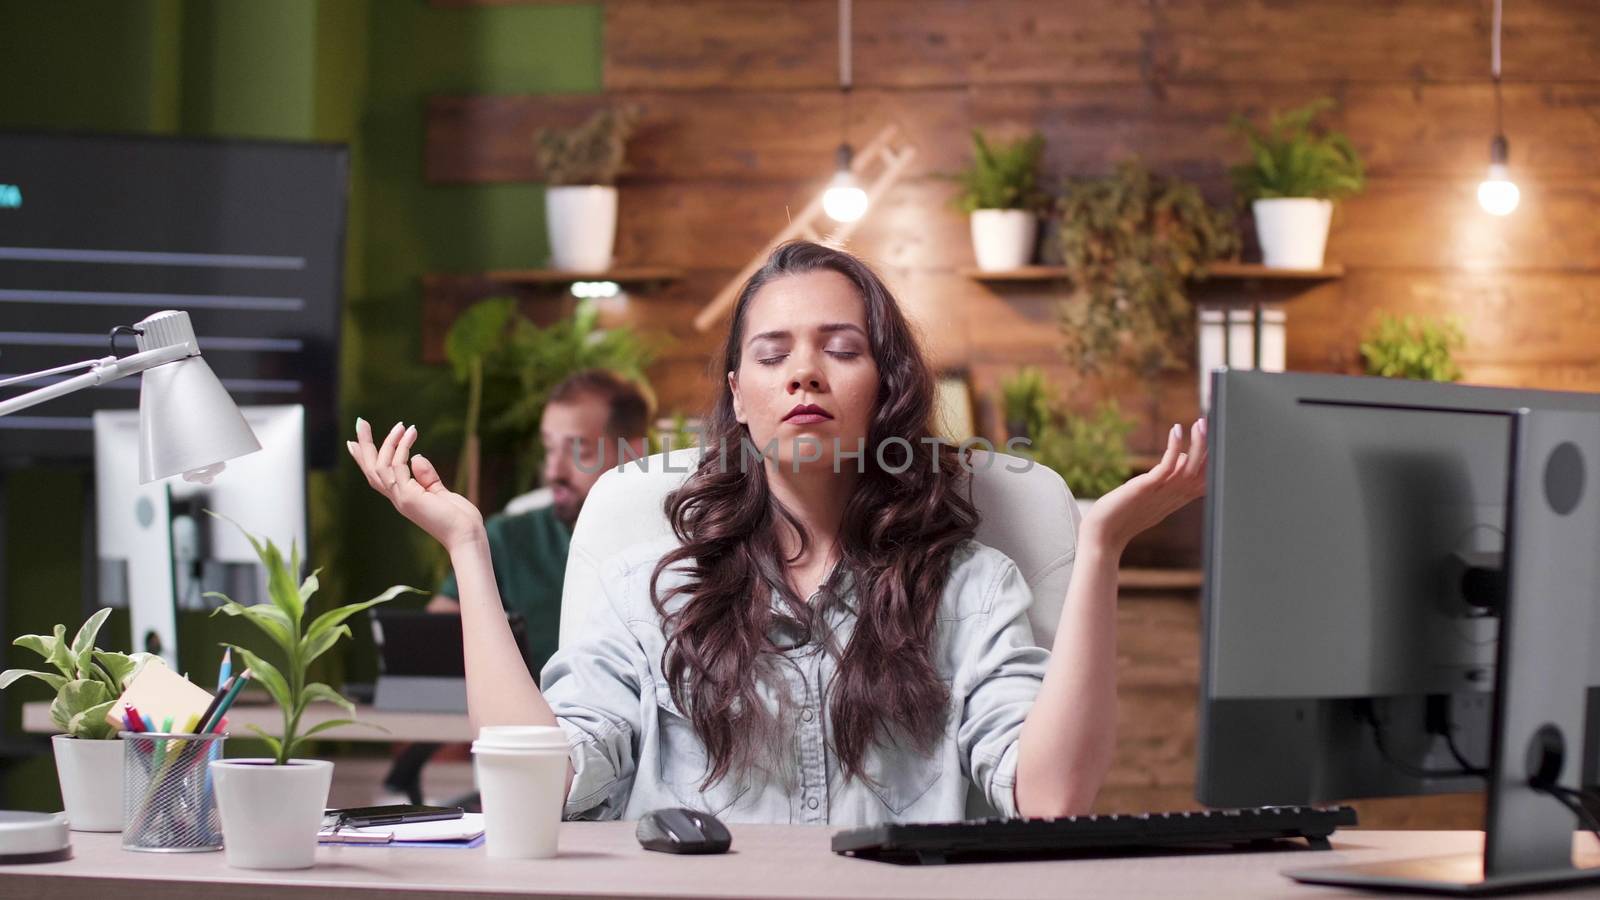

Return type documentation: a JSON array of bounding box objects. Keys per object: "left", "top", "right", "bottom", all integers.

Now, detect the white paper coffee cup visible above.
[{"left": 472, "top": 725, "right": 569, "bottom": 859}]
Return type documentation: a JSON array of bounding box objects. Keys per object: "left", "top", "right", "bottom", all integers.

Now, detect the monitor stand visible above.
[{"left": 1287, "top": 408, "right": 1600, "bottom": 894}]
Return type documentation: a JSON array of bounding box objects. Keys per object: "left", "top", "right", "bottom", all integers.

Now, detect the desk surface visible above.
[
  {"left": 5, "top": 827, "right": 1596, "bottom": 900},
  {"left": 22, "top": 700, "right": 472, "bottom": 743}
]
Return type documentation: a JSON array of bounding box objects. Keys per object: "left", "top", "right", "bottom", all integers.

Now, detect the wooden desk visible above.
[
  {"left": 4, "top": 827, "right": 1594, "bottom": 900},
  {"left": 22, "top": 701, "right": 472, "bottom": 743}
]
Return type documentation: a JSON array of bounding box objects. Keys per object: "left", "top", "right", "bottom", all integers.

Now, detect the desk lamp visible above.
[
  {"left": 0, "top": 309, "right": 260, "bottom": 482},
  {"left": 1, "top": 309, "right": 260, "bottom": 665}
]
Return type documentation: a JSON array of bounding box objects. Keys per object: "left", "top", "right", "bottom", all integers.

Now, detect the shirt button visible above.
[
  {"left": 801, "top": 709, "right": 814, "bottom": 722},
  {"left": 807, "top": 797, "right": 819, "bottom": 810}
]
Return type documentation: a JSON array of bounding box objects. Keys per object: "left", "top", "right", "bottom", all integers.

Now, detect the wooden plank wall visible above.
[{"left": 422, "top": 0, "right": 1600, "bottom": 826}]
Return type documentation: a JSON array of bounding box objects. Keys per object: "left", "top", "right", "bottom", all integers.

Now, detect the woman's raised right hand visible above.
[{"left": 348, "top": 418, "right": 486, "bottom": 555}]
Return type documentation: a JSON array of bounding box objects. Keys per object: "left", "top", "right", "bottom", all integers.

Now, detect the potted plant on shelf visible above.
[
  {"left": 535, "top": 106, "right": 640, "bottom": 272},
  {"left": 205, "top": 515, "right": 419, "bottom": 869},
  {"left": 1359, "top": 313, "right": 1465, "bottom": 382},
  {"left": 949, "top": 129, "right": 1047, "bottom": 271},
  {"left": 0, "top": 608, "right": 153, "bottom": 832},
  {"left": 1230, "top": 97, "right": 1365, "bottom": 269}
]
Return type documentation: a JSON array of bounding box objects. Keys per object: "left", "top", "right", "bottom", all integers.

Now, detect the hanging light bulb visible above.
[
  {"left": 823, "top": 144, "right": 868, "bottom": 222},
  {"left": 1477, "top": 0, "right": 1519, "bottom": 216},
  {"left": 1478, "top": 135, "right": 1520, "bottom": 216}
]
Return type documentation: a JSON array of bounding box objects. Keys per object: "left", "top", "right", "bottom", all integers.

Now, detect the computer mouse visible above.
[{"left": 635, "top": 807, "right": 732, "bottom": 854}]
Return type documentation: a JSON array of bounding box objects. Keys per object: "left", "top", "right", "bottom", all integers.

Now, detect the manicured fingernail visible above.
[
  {"left": 405, "top": 425, "right": 417, "bottom": 437},
  {"left": 391, "top": 421, "right": 404, "bottom": 434},
  {"left": 356, "top": 417, "right": 368, "bottom": 432},
  {"left": 1171, "top": 423, "right": 1182, "bottom": 440}
]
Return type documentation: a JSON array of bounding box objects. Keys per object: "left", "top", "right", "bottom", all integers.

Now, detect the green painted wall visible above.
[{"left": 0, "top": 0, "right": 602, "bottom": 810}]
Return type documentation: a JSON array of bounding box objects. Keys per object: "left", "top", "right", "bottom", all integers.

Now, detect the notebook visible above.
[{"left": 320, "top": 812, "right": 486, "bottom": 846}]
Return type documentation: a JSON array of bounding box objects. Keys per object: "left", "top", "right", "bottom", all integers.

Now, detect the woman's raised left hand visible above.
[{"left": 1078, "top": 418, "right": 1208, "bottom": 555}]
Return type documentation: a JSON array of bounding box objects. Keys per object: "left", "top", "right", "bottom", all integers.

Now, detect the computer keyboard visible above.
[{"left": 831, "top": 805, "right": 1358, "bottom": 865}]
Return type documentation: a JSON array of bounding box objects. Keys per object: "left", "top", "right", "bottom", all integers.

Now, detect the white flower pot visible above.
[
  {"left": 52, "top": 735, "right": 124, "bottom": 832},
  {"left": 545, "top": 184, "right": 618, "bottom": 271},
  {"left": 1252, "top": 198, "right": 1333, "bottom": 269},
  {"left": 969, "top": 209, "right": 1038, "bottom": 271},
  {"left": 211, "top": 758, "right": 332, "bottom": 869}
]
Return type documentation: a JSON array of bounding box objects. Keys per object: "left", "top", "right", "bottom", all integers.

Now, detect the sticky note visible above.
[{"left": 106, "top": 658, "right": 215, "bottom": 731}]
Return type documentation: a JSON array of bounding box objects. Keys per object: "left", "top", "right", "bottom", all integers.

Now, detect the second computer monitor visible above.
[{"left": 1197, "top": 370, "right": 1600, "bottom": 808}]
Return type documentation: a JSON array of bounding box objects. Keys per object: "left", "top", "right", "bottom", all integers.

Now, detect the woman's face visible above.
[{"left": 728, "top": 269, "right": 881, "bottom": 472}]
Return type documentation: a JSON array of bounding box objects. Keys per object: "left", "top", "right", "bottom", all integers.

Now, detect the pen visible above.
[{"left": 123, "top": 705, "right": 145, "bottom": 732}]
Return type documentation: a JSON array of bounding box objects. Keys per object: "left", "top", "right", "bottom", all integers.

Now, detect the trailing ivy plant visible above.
[
  {"left": 0, "top": 608, "right": 153, "bottom": 739},
  {"left": 534, "top": 107, "right": 640, "bottom": 186},
  {"left": 1055, "top": 160, "right": 1238, "bottom": 379},
  {"left": 206, "top": 514, "right": 421, "bottom": 765},
  {"left": 1230, "top": 98, "right": 1366, "bottom": 201},
  {"left": 948, "top": 129, "right": 1047, "bottom": 213},
  {"left": 1359, "top": 313, "right": 1465, "bottom": 382}
]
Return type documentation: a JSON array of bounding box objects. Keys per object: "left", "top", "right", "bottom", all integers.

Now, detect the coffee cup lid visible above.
[{"left": 473, "top": 724, "right": 567, "bottom": 752}]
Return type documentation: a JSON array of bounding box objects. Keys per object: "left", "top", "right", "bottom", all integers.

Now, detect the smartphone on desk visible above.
[{"left": 325, "top": 804, "right": 463, "bottom": 829}]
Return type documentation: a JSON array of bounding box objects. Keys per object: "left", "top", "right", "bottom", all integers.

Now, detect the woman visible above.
[{"left": 349, "top": 241, "right": 1205, "bottom": 825}]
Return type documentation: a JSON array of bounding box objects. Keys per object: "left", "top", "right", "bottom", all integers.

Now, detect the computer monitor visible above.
[
  {"left": 94, "top": 404, "right": 306, "bottom": 666},
  {"left": 1199, "top": 370, "right": 1600, "bottom": 892}
]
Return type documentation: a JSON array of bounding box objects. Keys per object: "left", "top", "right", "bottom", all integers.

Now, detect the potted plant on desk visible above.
[
  {"left": 0, "top": 608, "right": 153, "bottom": 831},
  {"left": 205, "top": 514, "right": 420, "bottom": 869}
]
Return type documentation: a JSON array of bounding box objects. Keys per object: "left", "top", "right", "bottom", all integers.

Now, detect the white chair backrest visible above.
[{"left": 559, "top": 448, "right": 1080, "bottom": 650}]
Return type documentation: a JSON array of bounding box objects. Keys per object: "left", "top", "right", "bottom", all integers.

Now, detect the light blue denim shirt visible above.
[{"left": 540, "top": 535, "right": 1050, "bottom": 826}]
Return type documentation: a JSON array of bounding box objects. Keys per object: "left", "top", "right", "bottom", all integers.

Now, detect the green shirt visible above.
[{"left": 438, "top": 504, "right": 572, "bottom": 675}]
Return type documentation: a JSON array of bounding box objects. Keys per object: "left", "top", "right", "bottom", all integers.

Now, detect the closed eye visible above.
[
  {"left": 826, "top": 351, "right": 860, "bottom": 360},
  {"left": 757, "top": 355, "right": 787, "bottom": 366}
]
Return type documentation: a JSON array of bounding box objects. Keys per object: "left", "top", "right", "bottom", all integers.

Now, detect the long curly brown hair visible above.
[{"left": 650, "top": 241, "right": 980, "bottom": 788}]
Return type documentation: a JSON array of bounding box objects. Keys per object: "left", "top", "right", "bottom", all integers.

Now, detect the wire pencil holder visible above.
[{"left": 121, "top": 731, "right": 227, "bottom": 852}]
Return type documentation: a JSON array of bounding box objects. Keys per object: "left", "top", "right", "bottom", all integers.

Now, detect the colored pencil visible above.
[
  {"left": 123, "top": 705, "right": 145, "bottom": 732},
  {"left": 216, "top": 647, "right": 232, "bottom": 691},
  {"left": 195, "top": 673, "right": 236, "bottom": 734},
  {"left": 201, "top": 669, "right": 251, "bottom": 734}
]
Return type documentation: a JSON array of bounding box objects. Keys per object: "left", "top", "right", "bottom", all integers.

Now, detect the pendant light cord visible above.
[
  {"left": 1484, "top": 0, "right": 1497, "bottom": 136},
  {"left": 838, "top": 0, "right": 853, "bottom": 150}
]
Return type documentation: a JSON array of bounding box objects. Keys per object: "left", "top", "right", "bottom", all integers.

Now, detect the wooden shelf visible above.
[
  {"left": 1119, "top": 567, "right": 1204, "bottom": 591},
  {"left": 464, "top": 266, "right": 685, "bottom": 285},
  {"left": 962, "top": 262, "right": 1344, "bottom": 282}
]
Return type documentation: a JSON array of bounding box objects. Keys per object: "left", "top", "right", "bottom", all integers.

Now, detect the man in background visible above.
[{"left": 382, "top": 368, "right": 651, "bottom": 805}]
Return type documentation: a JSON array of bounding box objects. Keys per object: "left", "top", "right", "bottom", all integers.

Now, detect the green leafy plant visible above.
[
  {"left": 1360, "top": 313, "right": 1465, "bottom": 382},
  {"left": 0, "top": 609, "right": 152, "bottom": 739},
  {"left": 535, "top": 107, "right": 640, "bottom": 186},
  {"left": 948, "top": 129, "right": 1047, "bottom": 213},
  {"left": 1000, "top": 367, "right": 1053, "bottom": 440},
  {"left": 440, "top": 298, "right": 658, "bottom": 501},
  {"left": 998, "top": 368, "right": 1132, "bottom": 500},
  {"left": 1055, "top": 160, "right": 1238, "bottom": 379},
  {"left": 1030, "top": 402, "right": 1135, "bottom": 500},
  {"left": 1230, "top": 98, "right": 1366, "bottom": 201},
  {"left": 206, "top": 514, "right": 421, "bottom": 765}
]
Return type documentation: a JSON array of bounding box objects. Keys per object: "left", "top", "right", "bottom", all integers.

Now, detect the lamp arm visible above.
[{"left": 0, "top": 342, "right": 195, "bottom": 418}]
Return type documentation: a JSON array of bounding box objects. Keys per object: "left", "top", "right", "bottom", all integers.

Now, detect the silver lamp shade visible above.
[{"left": 135, "top": 311, "right": 262, "bottom": 483}]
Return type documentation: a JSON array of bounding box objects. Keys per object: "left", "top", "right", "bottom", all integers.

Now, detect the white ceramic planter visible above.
[
  {"left": 211, "top": 758, "right": 333, "bottom": 869},
  {"left": 52, "top": 735, "right": 124, "bottom": 832},
  {"left": 969, "top": 209, "right": 1038, "bottom": 271},
  {"left": 1252, "top": 198, "right": 1333, "bottom": 269},
  {"left": 545, "top": 184, "right": 618, "bottom": 271}
]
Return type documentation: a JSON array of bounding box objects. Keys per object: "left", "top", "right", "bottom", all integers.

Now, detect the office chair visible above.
[
  {"left": 559, "top": 447, "right": 1081, "bottom": 652},
  {"left": 557, "top": 447, "right": 1081, "bottom": 817}
]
